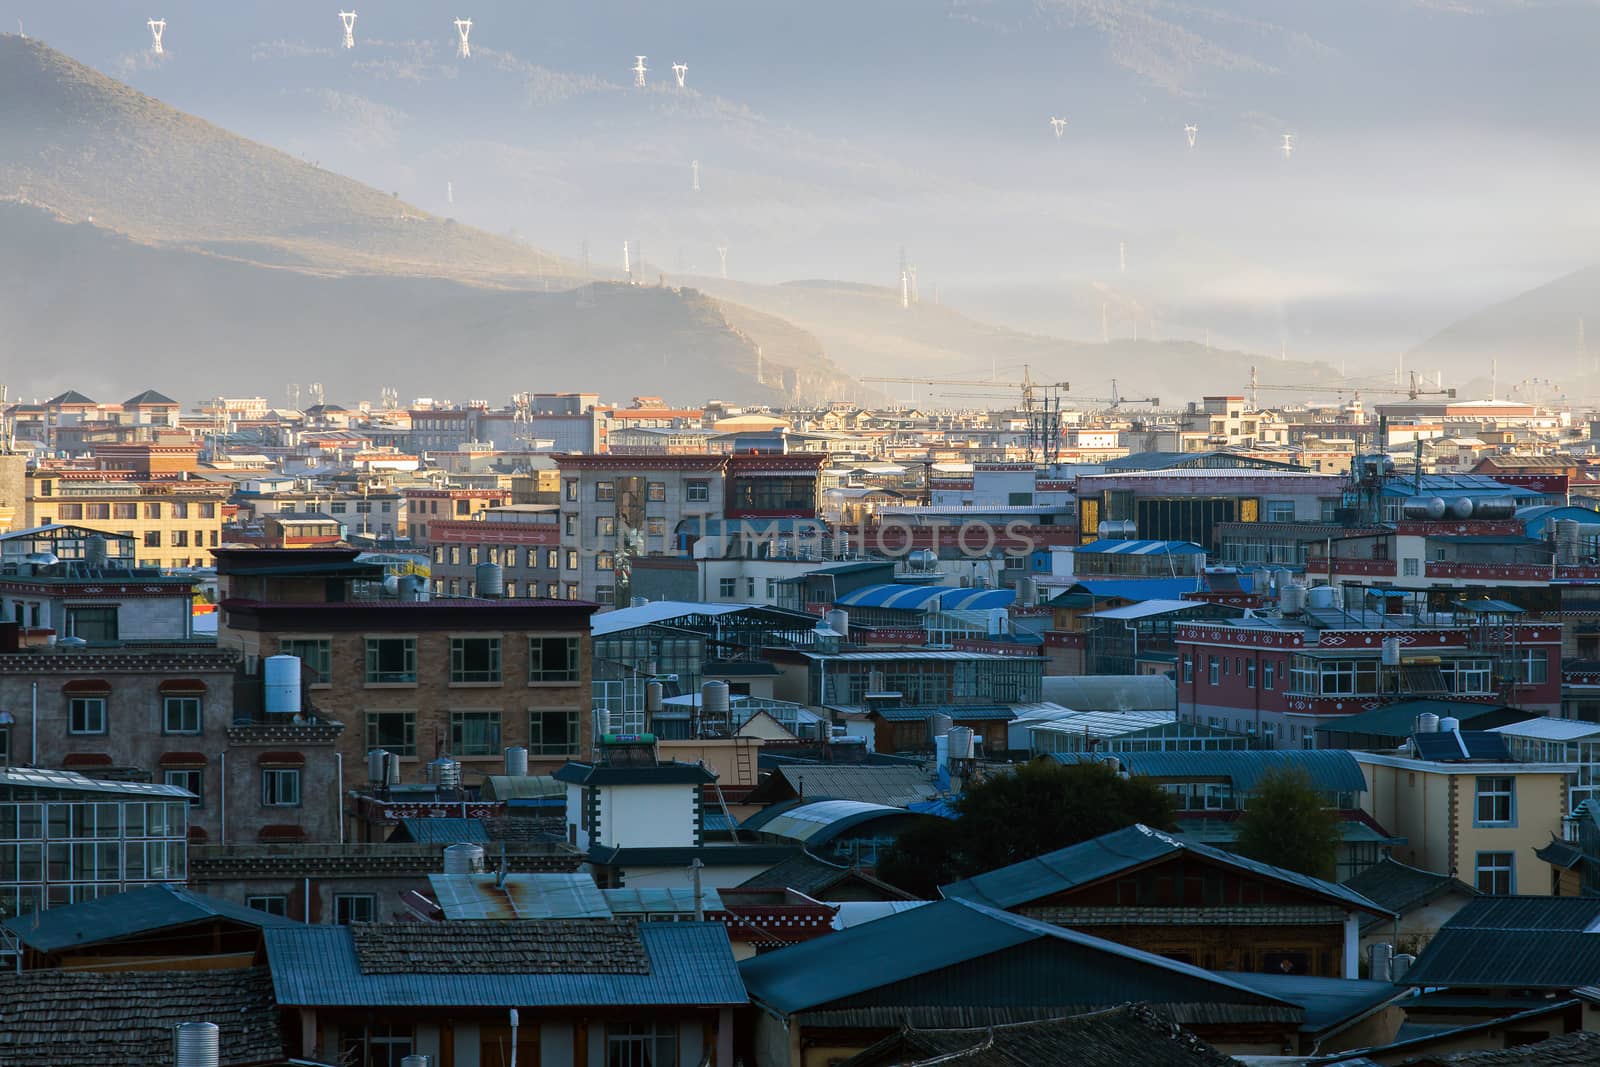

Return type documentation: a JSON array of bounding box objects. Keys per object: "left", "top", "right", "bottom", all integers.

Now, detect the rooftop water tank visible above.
[
  {"left": 1414, "top": 712, "right": 1441, "bottom": 735},
  {"left": 84, "top": 533, "right": 108, "bottom": 567},
  {"left": 475, "top": 562, "right": 504, "bottom": 598},
  {"left": 700, "top": 681, "right": 730, "bottom": 729},
  {"left": 1473, "top": 498, "right": 1517, "bottom": 520},
  {"left": 646, "top": 681, "right": 665, "bottom": 716},
  {"left": 428, "top": 757, "right": 461, "bottom": 790},
  {"left": 1278, "top": 583, "right": 1306, "bottom": 616},
  {"left": 504, "top": 746, "right": 529, "bottom": 777},
  {"left": 1306, "top": 585, "right": 1339, "bottom": 610},
  {"left": 367, "top": 749, "right": 390, "bottom": 784},
  {"left": 1448, "top": 497, "right": 1475, "bottom": 520},
  {"left": 1382, "top": 638, "right": 1402, "bottom": 666},
  {"left": 263, "top": 654, "right": 302, "bottom": 716},
  {"left": 947, "top": 726, "right": 976, "bottom": 760},
  {"left": 443, "top": 842, "right": 486, "bottom": 874},
  {"left": 825, "top": 609, "right": 850, "bottom": 639},
  {"left": 1439, "top": 716, "right": 1461, "bottom": 735},
  {"left": 926, "top": 712, "right": 954, "bottom": 744},
  {"left": 173, "top": 1022, "right": 220, "bottom": 1067}
]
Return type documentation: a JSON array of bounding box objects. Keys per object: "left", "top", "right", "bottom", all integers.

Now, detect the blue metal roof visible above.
[
  {"left": 1044, "top": 749, "right": 1368, "bottom": 794},
  {"left": 393, "top": 818, "right": 491, "bottom": 844},
  {"left": 743, "top": 799, "right": 921, "bottom": 846},
  {"left": 739, "top": 896, "right": 1299, "bottom": 1016},
  {"left": 265, "top": 922, "right": 747, "bottom": 1007},
  {"left": 940, "top": 824, "right": 1390, "bottom": 916},
  {"left": 1077, "top": 539, "right": 1207, "bottom": 556},
  {"left": 833, "top": 584, "right": 1016, "bottom": 612},
  {"left": 6, "top": 885, "right": 299, "bottom": 952},
  {"left": 1216, "top": 972, "right": 1406, "bottom": 1033},
  {"left": 1381, "top": 474, "right": 1525, "bottom": 499},
  {"left": 1065, "top": 578, "right": 1200, "bottom": 602}
]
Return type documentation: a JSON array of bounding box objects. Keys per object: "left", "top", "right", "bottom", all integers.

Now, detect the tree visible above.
[
  {"left": 1232, "top": 767, "right": 1343, "bottom": 880},
  {"left": 876, "top": 760, "right": 1177, "bottom": 897}
]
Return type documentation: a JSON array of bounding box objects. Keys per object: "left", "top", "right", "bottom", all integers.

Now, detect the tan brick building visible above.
[
  {"left": 214, "top": 548, "right": 598, "bottom": 785},
  {"left": 27, "top": 470, "right": 229, "bottom": 570}
]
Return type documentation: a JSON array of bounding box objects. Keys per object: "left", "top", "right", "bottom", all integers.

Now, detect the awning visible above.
[
  {"left": 158, "top": 679, "right": 208, "bottom": 694},
  {"left": 159, "top": 752, "right": 208, "bottom": 768},
  {"left": 61, "top": 753, "right": 112, "bottom": 768},
  {"left": 256, "top": 751, "right": 305, "bottom": 767},
  {"left": 62, "top": 680, "right": 111, "bottom": 695}
]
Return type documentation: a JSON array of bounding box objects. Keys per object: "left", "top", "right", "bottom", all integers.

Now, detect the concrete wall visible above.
[{"left": 600, "top": 783, "right": 698, "bottom": 850}]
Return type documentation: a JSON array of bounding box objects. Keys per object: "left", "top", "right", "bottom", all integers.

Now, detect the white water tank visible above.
[
  {"left": 947, "top": 726, "right": 976, "bottom": 760},
  {"left": 927, "top": 712, "right": 954, "bottom": 744},
  {"left": 1382, "top": 638, "right": 1401, "bottom": 666},
  {"left": 504, "top": 746, "right": 529, "bottom": 777},
  {"left": 443, "top": 842, "right": 486, "bottom": 874},
  {"left": 701, "top": 681, "right": 730, "bottom": 727},
  {"left": 263, "top": 654, "right": 302, "bottom": 716},
  {"left": 1278, "top": 583, "right": 1306, "bottom": 616},
  {"left": 825, "top": 609, "right": 850, "bottom": 638},
  {"left": 367, "top": 749, "right": 390, "bottom": 784},
  {"left": 1392, "top": 953, "right": 1416, "bottom": 982},
  {"left": 1306, "top": 585, "right": 1338, "bottom": 610},
  {"left": 1439, "top": 716, "right": 1461, "bottom": 735},
  {"left": 428, "top": 757, "right": 461, "bottom": 790},
  {"left": 173, "top": 1022, "right": 220, "bottom": 1067},
  {"left": 1415, "top": 712, "right": 1441, "bottom": 735}
]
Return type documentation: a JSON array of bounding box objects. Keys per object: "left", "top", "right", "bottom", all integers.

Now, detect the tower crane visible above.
[
  {"left": 861, "top": 366, "right": 1069, "bottom": 462},
  {"left": 937, "top": 378, "right": 1157, "bottom": 412},
  {"left": 860, "top": 365, "right": 1068, "bottom": 411},
  {"left": 1245, "top": 366, "right": 1454, "bottom": 409}
]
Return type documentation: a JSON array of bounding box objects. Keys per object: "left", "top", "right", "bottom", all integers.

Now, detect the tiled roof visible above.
[
  {"left": 1410, "top": 1031, "right": 1600, "bottom": 1065},
  {"left": 837, "top": 1004, "right": 1238, "bottom": 1067},
  {"left": 1341, "top": 857, "right": 1477, "bottom": 920},
  {"left": 0, "top": 968, "right": 281, "bottom": 1066},
  {"left": 4, "top": 884, "right": 298, "bottom": 952},
  {"left": 352, "top": 919, "right": 648, "bottom": 975},
  {"left": 737, "top": 852, "right": 917, "bottom": 900},
  {"left": 266, "top": 921, "right": 746, "bottom": 1008}
]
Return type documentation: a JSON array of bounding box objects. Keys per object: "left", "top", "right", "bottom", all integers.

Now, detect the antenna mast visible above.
[
  {"left": 1049, "top": 117, "right": 1067, "bottom": 139},
  {"left": 672, "top": 62, "right": 687, "bottom": 88},
  {"left": 691, "top": 160, "right": 700, "bottom": 192},
  {"left": 632, "top": 55, "right": 648, "bottom": 88},
  {"left": 454, "top": 17, "right": 472, "bottom": 59},
  {"left": 147, "top": 19, "right": 166, "bottom": 55},
  {"left": 1185, "top": 123, "right": 1198, "bottom": 148},
  {"left": 716, "top": 244, "right": 728, "bottom": 279},
  {"left": 339, "top": 10, "right": 357, "bottom": 50},
  {"left": 1281, "top": 133, "right": 1295, "bottom": 159}
]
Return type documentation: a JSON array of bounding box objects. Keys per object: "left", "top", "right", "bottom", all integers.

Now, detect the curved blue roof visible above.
[{"left": 834, "top": 583, "right": 1016, "bottom": 612}]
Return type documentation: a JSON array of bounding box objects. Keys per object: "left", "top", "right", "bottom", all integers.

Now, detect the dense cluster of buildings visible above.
[{"left": 4, "top": 383, "right": 1600, "bottom": 1064}]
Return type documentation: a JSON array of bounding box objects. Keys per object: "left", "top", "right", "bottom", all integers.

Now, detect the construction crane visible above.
[
  {"left": 938, "top": 379, "right": 1158, "bottom": 412},
  {"left": 862, "top": 365, "right": 1069, "bottom": 462},
  {"left": 1245, "top": 366, "right": 1455, "bottom": 408}
]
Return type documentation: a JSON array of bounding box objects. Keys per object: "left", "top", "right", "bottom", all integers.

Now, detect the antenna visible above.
[
  {"left": 672, "top": 62, "right": 687, "bottom": 88},
  {"left": 632, "top": 55, "right": 648, "bottom": 88},
  {"left": 454, "top": 17, "right": 472, "bottom": 59},
  {"left": 1049, "top": 117, "right": 1067, "bottom": 139},
  {"left": 309, "top": 382, "right": 325, "bottom": 407},
  {"left": 148, "top": 18, "right": 166, "bottom": 55},
  {"left": 1185, "top": 123, "right": 1198, "bottom": 148},
  {"left": 623, "top": 240, "right": 632, "bottom": 281},
  {"left": 716, "top": 244, "right": 728, "bottom": 279},
  {"left": 691, "top": 160, "right": 700, "bottom": 192},
  {"left": 339, "top": 10, "right": 357, "bottom": 50},
  {"left": 1281, "top": 133, "right": 1295, "bottom": 159},
  {"left": 446, "top": 181, "right": 454, "bottom": 205}
]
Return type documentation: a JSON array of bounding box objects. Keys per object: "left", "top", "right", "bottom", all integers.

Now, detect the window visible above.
[
  {"left": 261, "top": 768, "right": 301, "bottom": 807},
  {"left": 455, "top": 500, "right": 471, "bottom": 516},
  {"left": 163, "top": 768, "right": 203, "bottom": 805},
  {"left": 595, "top": 481, "right": 615, "bottom": 502},
  {"left": 449, "top": 546, "right": 461, "bottom": 565},
  {"left": 450, "top": 637, "right": 502, "bottom": 683},
  {"left": 719, "top": 577, "right": 737, "bottom": 597},
  {"left": 1443, "top": 658, "right": 1492, "bottom": 695},
  {"left": 1264, "top": 500, "right": 1295, "bottom": 522},
  {"left": 354, "top": 501, "right": 371, "bottom": 514},
  {"left": 144, "top": 531, "right": 161, "bottom": 548},
  {"left": 1208, "top": 657, "right": 1219, "bottom": 685},
  {"left": 280, "top": 638, "right": 332, "bottom": 684},
  {"left": 69, "top": 698, "right": 106, "bottom": 735},
  {"left": 65, "top": 606, "right": 117, "bottom": 643},
  {"left": 565, "top": 479, "right": 578, "bottom": 502},
  {"left": 365, "top": 711, "right": 416, "bottom": 757},
  {"left": 595, "top": 552, "right": 614, "bottom": 571},
  {"left": 329, "top": 501, "right": 347, "bottom": 514},
  {"left": 530, "top": 637, "right": 580, "bottom": 683},
  {"left": 1182, "top": 656, "right": 1193, "bottom": 683},
  {"left": 595, "top": 585, "right": 615, "bottom": 606},
  {"left": 365, "top": 638, "right": 417, "bottom": 684},
  {"left": 170, "top": 530, "right": 189, "bottom": 548},
  {"left": 546, "top": 549, "right": 559, "bottom": 569},
  {"left": 1319, "top": 660, "right": 1379, "bottom": 696},
  {"left": 607, "top": 1022, "right": 677, "bottom": 1067},
  {"left": 246, "top": 895, "right": 288, "bottom": 916},
  {"left": 530, "top": 709, "right": 580, "bottom": 756},
  {"left": 57, "top": 503, "right": 83, "bottom": 520},
  {"left": 686, "top": 480, "right": 709, "bottom": 503},
  {"left": 564, "top": 514, "right": 577, "bottom": 537},
  {"left": 596, "top": 516, "right": 616, "bottom": 536},
  {"left": 1402, "top": 558, "right": 1419, "bottom": 576},
  {"left": 162, "top": 696, "right": 202, "bottom": 735},
  {"left": 746, "top": 577, "right": 756, "bottom": 597},
  {"left": 1475, "top": 776, "right": 1515, "bottom": 826},
  {"left": 565, "top": 550, "right": 579, "bottom": 570},
  {"left": 1476, "top": 851, "right": 1514, "bottom": 895},
  {"left": 1264, "top": 661, "right": 1276, "bottom": 689},
  {"left": 334, "top": 894, "right": 377, "bottom": 924},
  {"left": 1246, "top": 661, "right": 1257, "bottom": 689},
  {"left": 646, "top": 517, "right": 665, "bottom": 536},
  {"left": 1520, "top": 649, "right": 1549, "bottom": 686},
  {"left": 469, "top": 548, "right": 480, "bottom": 566},
  {"left": 451, "top": 711, "right": 501, "bottom": 756},
  {"left": 144, "top": 502, "right": 162, "bottom": 519}
]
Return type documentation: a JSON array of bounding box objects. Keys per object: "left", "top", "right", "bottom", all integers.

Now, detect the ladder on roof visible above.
[{"left": 733, "top": 738, "right": 755, "bottom": 785}]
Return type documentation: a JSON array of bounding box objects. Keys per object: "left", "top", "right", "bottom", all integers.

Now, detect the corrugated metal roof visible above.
[
  {"left": 771, "top": 765, "right": 936, "bottom": 807},
  {"left": 1402, "top": 897, "right": 1600, "bottom": 989},
  {"left": 1064, "top": 578, "right": 1202, "bottom": 602},
  {"left": 940, "top": 824, "right": 1389, "bottom": 916},
  {"left": 938, "top": 588, "right": 1016, "bottom": 611},
  {"left": 877, "top": 705, "right": 1017, "bottom": 722},
  {"left": 394, "top": 818, "right": 490, "bottom": 844},
  {"left": 1076, "top": 539, "right": 1208, "bottom": 555},
  {"left": 265, "top": 921, "right": 747, "bottom": 1007},
  {"left": 1493, "top": 718, "right": 1600, "bottom": 741},
  {"left": 1027, "top": 710, "right": 1176, "bottom": 738},
  {"left": 604, "top": 888, "right": 725, "bottom": 916},
  {"left": 1088, "top": 599, "right": 1212, "bottom": 620},
  {"left": 1341, "top": 857, "right": 1476, "bottom": 919},
  {"left": 481, "top": 775, "right": 565, "bottom": 800},
  {"left": 1045, "top": 749, "right": 1368, "bottom": 794},
  {"left": 746, "top": 800, "right": 916, "bottom": 845},
  {"left": 1215, "top": 972, "right": 1406, "bottom": 1034},
  {"left": 590, "top": 601, "right": 816, "bottom": 637},
  {"left": 5, "top": 885, "right": 299, "bottom": 952},
  {"left": 427, "top": 874, "right": 612, "bottom": 920},
  {"left": 1315, "top": 701, "right": 1530, "bottom": 741},
  {"left": 739, "top": 896, "right": 1298, "bottom": 1016}
]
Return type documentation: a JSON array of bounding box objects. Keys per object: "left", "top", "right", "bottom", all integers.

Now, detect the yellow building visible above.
[
  {"left": 1356, "top": 749, "right": 1568, "bottom": 897},
  {"left": 27, "top": 472, "right": 229, "bottom": 571}
]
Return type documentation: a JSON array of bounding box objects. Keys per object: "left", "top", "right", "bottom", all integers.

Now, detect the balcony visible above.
[
  {"left": 1304, "top": 558, "right": 1397, "bottom": 577},
  {"left": 1426, "top": 561, "right": 1550, "bottom": 582}
]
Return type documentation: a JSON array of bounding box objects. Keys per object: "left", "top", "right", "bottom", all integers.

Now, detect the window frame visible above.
[
  {"left": 364, "top": 710, "right": 417, "bottom": 757},
  {"left": 364, "top": 636, "right": 418, "bottom": 685},
  {"left": 1474, "top": 775, "right": 1516, "bottom": 827},
  {"left": 69, "top": 697, "right": 107, "bottom": 736},
  {"left": 1475, "top": 850, "right": 1515, "bottom": 895},
  {"left": 261, "top": 768, "right": 302, "bottom": 807},
  {"left": 279, "top": 637, "right": 332, "bottom": 686},
  {"left": 449, "top": 636, "right": 503, "bottom": 685},
  {"left": 529, "top": 708, "right": 581, "bottom": 757},
  {"left": 162, "top": 768, "right": 204, "bottom": 806},
  {"left": 246, "top": 895, "right": 288, "bottom": 916},
  {"left": 450, "top": 710, "right": 503, "bottom": 756},
  {"left": 161, "top": 695, "right": 203, "bottom": 736},
  {"left": 529, "top": 636, "right": 581, "bottom": 684},
  {"left": 334, "top": 893, "right": 378, "bottom": 925}
]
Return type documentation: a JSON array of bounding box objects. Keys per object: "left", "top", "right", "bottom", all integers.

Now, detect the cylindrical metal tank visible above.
[
  {"left": 263, "top": 654, "right": 302, "bottom": 716},
  {"left": 646, "top": 681, "right": 665, "bottom": 716},
  {"left": 1448, "top": 497, "right": 1474, "bottom": 520},
  {"left": 1472, "top": 498, "right": 1517, "bottom": 520},
  {"left": 926, "top": 712, "right": 954, "bottom": 744},
  {"left": 1414, "top": 713, "right": 1441, "bottom": 735},
  {"left": 429, "top": 757, "right": 461, "bottom": 790},
  {"left": 1369, "top": 943, "right": 1394, "bottom": 982},
  {"left": 1382, "top": 638, "right": 1402, "bottom": 666},
  {"left": 1306, "top": 585, "right": 1338, "bottom": 610},
  {"left": 443, "top": 842, "right": 486, "bottom": 874},
  {"left": 947, "top": 726, "right": 976, "bottom": 760},
  {"left": 475, "top": 562, "right": 504, "bottom": 598},
  {"left": 367, "top": 749, "right": 390, "bottom": 784},
  {"left": 383, "top": 751, "right": 401, "bottom": 786},
  {"left": 85, "top": 533, "right": 108, "bottom": 567},
  {"left": 173, "top": 1022, "right": 220, "bottom": 1067},
  {"left": 1279, "top": 583, "right": 1305, "bottom": 616},
  {"left": 504, "top": 746, "right": 529, "bottom": 777},
  {"left": 1016, "top": 576, "right": 1037, "bottom": 607},
  {"left": 1391, "top": 954, "right": 1416, "bottom": 982},
  {"left": 700, "top": 681, "right": 730, "bottom": 727},
  {"left": 825, "top": 609, "right": 850, "bottom": 638},
  {"left": 1557, "top": 519, "right": 1584, "bottom": 565}
]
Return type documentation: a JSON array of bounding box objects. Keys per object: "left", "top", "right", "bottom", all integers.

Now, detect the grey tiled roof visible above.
[
  {"left": 0, "top": 968, "right": 281, "bottom": 1066},
  {"left": 351, "top": 919, "right": 648, "bottom": 975}
]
